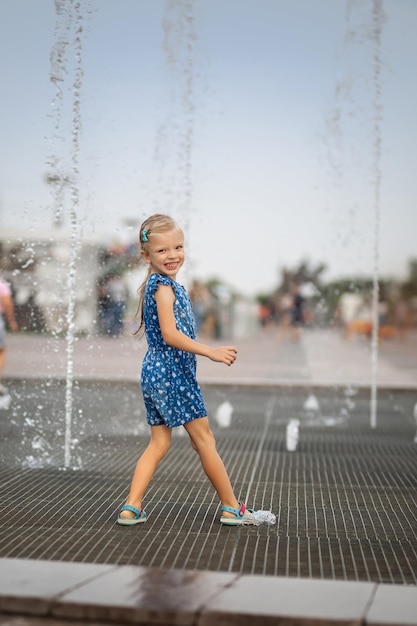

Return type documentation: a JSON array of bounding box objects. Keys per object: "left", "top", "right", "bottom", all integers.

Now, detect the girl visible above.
[{"left": 117, "top": 213, "right": 257, "bottom": 526}]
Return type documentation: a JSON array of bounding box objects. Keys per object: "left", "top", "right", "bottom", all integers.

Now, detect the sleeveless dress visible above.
[{"left": 141, "top": 273, "right": 207, "bottom": 427}]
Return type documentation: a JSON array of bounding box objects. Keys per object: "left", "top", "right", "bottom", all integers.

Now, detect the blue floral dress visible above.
[{"left": 141, "top": 273, "right": 207, "bottom": 427}]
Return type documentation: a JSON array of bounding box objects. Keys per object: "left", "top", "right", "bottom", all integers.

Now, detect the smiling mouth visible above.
[{"left": 165, "top": 262, "right": 178, "bottom": 270}]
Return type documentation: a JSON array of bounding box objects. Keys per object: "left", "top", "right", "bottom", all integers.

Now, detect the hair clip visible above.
[{"left": 141, "top": 229, "right": 149, "bottom": 243}]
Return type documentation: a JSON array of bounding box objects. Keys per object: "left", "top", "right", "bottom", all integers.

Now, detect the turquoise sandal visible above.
[
  {"left": 220, "top": 501, "right": 256, "bottom": 526},
  {"left": 117, "top": 504, "right": 147, "bottom": 526}
]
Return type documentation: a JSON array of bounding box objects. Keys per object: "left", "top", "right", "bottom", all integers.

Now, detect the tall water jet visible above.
[
  {"left": 48, "top": 0, "right": 91, "bottom": 467},
  {"left": 160, "top": 0, "right": 197, "bottom": 244},
  {"left": 47, "top": 0, "right": 72, "bottom": 227},
  {"left": 342, "top": 0, "right": 385, "bottom": 427},
  {"left": 324, "top": 0, "right": 386, "bottom": 427},
  {"left": 369, "top": 0, "right": 385, "bottom": 428}
]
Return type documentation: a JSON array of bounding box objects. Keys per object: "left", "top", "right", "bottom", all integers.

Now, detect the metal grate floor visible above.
[{"left": 0, "top": 381, "right": 416, "bottom": 584}]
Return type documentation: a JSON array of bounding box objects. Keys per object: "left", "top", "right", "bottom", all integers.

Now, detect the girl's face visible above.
[{"left": 141, "top": 228, "right": 185, "bottom": 279}]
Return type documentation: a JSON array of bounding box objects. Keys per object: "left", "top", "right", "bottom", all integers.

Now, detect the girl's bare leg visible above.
[
  {"left": 119, "top": 424, "right": 172, "bottom": 519},
  {"left": 184, "top": 417, "right": 239, "bottom": 515}
]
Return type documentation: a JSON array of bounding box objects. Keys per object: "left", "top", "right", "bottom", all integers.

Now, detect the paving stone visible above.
[
  {"left": 0, "top": 559, "right": 114, "bottom": 616},
  {"left": 199, "top": 576, "right": 376, "bottom": 626},
  {"left": 52, "top": 565, "right": 237, "bottom": 625},
  {"left": 366, "top": 583, "right": 417, "bottom": 626}
]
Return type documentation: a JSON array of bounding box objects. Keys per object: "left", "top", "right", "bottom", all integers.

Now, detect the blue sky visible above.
[{"left": 1, "top": 0, "right": 416, "bottom": 296}]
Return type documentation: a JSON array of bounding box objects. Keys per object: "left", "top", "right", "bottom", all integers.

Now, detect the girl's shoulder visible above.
[
  {"left": 146, "top": 274, "right": 189, "bottom": 302},
  {"left": 147, "top": 273, "right": 177, "bottom": 293}
]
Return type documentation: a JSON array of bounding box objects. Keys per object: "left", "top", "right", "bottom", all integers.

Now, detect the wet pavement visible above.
[
  {"left": 3, "top": 327, "right": 417, "bottom": 388},
  {"left": 0, "top": 329, "right": 416, "bottom": 624}
]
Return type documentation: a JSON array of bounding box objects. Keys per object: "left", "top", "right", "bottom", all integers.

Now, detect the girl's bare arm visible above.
[{"left": 155, "top": 285, "right": 237, "bottom": 366}]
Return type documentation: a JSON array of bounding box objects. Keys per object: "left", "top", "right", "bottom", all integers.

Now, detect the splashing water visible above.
[
  {"left": 303, "top": 393, "right": 320, "bottom": 413},
  {"left": 252, "top": 510, "right": 277, "bottom": 525},
  {"left": 286, "top": 419, "right": 300, "bottom": 452},
  {"left": 215, "top": 400, "right": 234, "bottom": 428},
  {"left": 0, "top": 393, "right": 11, "bottom": 411}
]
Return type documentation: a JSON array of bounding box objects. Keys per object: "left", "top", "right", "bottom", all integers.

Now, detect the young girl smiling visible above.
[{"left": 117, "top": 213, "right": 260, "bottom": 526}]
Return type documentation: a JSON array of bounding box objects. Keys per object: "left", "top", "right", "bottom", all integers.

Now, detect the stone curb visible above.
[{"left": 1, "top": 558, "right": 417, "bottom": 626}]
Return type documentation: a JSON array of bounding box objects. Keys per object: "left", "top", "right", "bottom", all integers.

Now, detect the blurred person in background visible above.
[
  {"left": 290, "top": 284, "right": 305, "bottom": 342},
  {"left": 189, "top": 280, "right": 210, "bottom": 335},
  {"left": 99, "top": 273, "right": 128, "bottom": 337},
  {"left": 0, "top": 278, "right": 18, "bottom": 396},
  {"left": 394, "top": 298, "right": 409, "bottom": 339}
]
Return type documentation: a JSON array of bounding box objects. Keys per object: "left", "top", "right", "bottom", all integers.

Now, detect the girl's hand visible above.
[{"left": 208, "top": 346, "right": 238, "bottom": 366}]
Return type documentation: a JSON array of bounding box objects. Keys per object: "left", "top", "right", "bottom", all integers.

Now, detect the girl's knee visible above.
[
  {"left": 159, "top": 441, "right": 171, "bottom": 457},
  {"left": 147, "top": 439, "right": 170, "bottom": 462},
  {"left": 185, "top": 421, "right": 216, "bottom": 451},
  {"left": 149, "top": 426, "right": 172, "bottom": 458},
  {"left": 203, "top": 428, "right": 216, "bottom": 447}
]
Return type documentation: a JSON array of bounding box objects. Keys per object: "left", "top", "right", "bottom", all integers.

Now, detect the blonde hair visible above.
[{"left": 135, "top": 213, "right": 183, "bottom": 335}]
